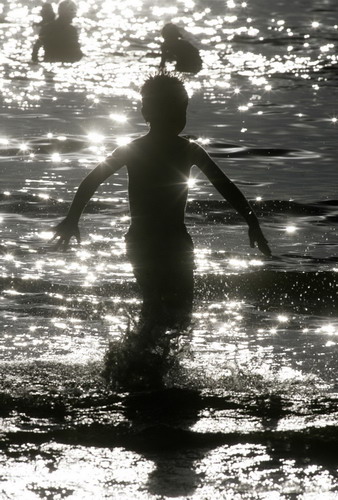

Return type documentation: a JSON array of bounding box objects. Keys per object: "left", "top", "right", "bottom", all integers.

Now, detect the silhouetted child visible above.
[
  {"left": 32, "top": 0, "right": 82, "bottom": 63},
  {"left": 32, "top": 3, "right": 56, "bottom": 61},
  {"left": 159, "top": 23, "right": 202, "bottom": 74},
  {"left": 52, "top": 74, "right": 271, "bottom": 330},
  {"left": 33, "top": 3, "right": 55, "bottom": 27}
]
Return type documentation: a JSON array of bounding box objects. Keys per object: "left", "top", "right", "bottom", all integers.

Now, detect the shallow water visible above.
[{"left": 1, "top": 0, "right": 338, "bottom": 498}]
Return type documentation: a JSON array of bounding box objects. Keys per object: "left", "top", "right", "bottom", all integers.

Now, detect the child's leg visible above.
[
  {"left": 159, "top": 232, "right": 194, "bottom": 328},
  {"left": 125, "top": 228, "right": 194, "bottom": 329},
  {"left": 125, "top": 230, "right": 163, "bottom": 323}
]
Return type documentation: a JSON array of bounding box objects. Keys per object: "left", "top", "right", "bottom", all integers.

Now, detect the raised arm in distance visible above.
[
  {"left": 192, "top": 144, "right": 271, "bottom": 256},
  {"left": 52, "top": 149, "right": 126, "bottom": 250}
]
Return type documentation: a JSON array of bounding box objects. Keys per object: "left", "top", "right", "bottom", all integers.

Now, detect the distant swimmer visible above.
[
  {"left": 159, "top": 23, "right": 202, "bottom": 74},
  {"left": 33, "top": 3, "right": 55, "bottom": 28},
  {"left": 0, "top": 3, "right": 8, "bottom": 23},
  {"left": 31, "top": 3, "right": 55, "bottom": 60},
  {"left": 31, "top": 0, "right": 83, "bottom": 63}
]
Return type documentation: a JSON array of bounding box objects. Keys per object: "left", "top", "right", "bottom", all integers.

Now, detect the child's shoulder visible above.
[
  {"left": 110, "top": 135, "right": 147, "bottom": 160},
  {"left": 179, "top": 136, "right": 203, "bottom": 150},
  {"left": 113, "top": 135, "right": 201, "bottom": 153},
  {"left": 127, "top": 134, "right": 193, "bottom": 147}
]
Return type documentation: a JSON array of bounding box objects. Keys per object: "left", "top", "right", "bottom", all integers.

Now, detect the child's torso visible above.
[{"left": 125, "top": 136, "right": 192, "bottom": 231}]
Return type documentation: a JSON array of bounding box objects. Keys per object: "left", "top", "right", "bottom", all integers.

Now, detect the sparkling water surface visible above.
[{"left": 1, "top": 0, "right": 338, "bottom": 498}]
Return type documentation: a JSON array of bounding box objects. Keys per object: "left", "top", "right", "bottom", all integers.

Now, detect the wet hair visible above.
[
  {"left": 141, "top": 74, "right": 188, "bottom": 123},
  {"left": 162, "top": 23, "right": 182, "bottom": 40}
]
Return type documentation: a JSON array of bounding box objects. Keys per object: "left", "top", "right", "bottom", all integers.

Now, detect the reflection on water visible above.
[
  {"left": 1, "top": 0, "right": 338, "bottom": 498},
  {"left": 1, "top": 0, "right": 337, "bottom": 107}
]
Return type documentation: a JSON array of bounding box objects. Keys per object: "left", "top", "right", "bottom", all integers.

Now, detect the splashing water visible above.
[{"left": 1, "top": 0, "right": 338, "bottom": 498}]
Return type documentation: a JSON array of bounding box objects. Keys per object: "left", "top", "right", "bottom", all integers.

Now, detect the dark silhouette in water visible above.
[
  {"left": 52, "top": 73, "right": 270, "bottom": 331},
  {"left": 0, "top": 3, "right": 9, "bottom": 23},
  {"left": 159, "top": 23, "right": 202, "bottom": 74},
  {"left": 31, "top": 3, "right": 56, "bottom": 62},
  {"left": 33, "top": 3, "right": 55, "bottom": 27},
  {"left": 32, "top": 0, "right": 83, "bottom": 63}
]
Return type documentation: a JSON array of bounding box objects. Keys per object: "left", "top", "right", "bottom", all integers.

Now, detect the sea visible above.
[{"left": 1, "top": 0, "right": 338, "bottom": 498}]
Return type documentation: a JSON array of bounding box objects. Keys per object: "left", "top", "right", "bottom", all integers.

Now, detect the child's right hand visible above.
[
  {"left": 248, "top": 225, "right": 271, "bottom": 257},
  {"left": 51, "top": 218, "right": 81, "bottom": 251}
]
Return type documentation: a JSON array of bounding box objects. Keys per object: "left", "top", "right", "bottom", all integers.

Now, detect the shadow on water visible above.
[
  {"left": 2, "top": 325, "right": 338, "bottom": 497},
  {"left": 122, "top": 389, "right": 204, "bottom": 497},
  {"left": 2, "top": 386, "right": 338, "bottom": 497}
]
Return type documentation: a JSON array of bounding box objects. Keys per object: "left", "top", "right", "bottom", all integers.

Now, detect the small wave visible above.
[
  {"left": 1, "top": 361, "right": 338, "bottom": 466},
  {"left": 0, "top": 136, "right": 87, "bottom": 158},
  {"left": 0, "top": 265, "right": 337, "bottom": 316},
  {"left": 195, "top": 270, "right": 338, "bottom": 316},
  {"left": 2, "top": 418, "right": 338, "bottom": 469},
  {"left": 29, "top": 136, "right": 88, "bottom": 154},
  {"left": 0, "top": 274, "right": 134, "bottom": 293},
  {"left": 187, "top": 199, "right": 330, "bottom": 219},
  {"left": 0, "top": 140, "right": 315, "bottom": 160},
  {"left": 1, "top": 192, "right": 335, "bottom": 219},
  {"left": 184, "top": 136, "right": 317, "bottom": 160},
  {"left": 0, "top": 192, "right": 64, "bottom": 215},
  {"left": 0, "top": 192, "right": 126, "bottom": 216},
  {"left": 209, "top": 147, "right": 310, "bottom": 159},
  {"left": 0, "top": 352, "right": 335, "bottom": 415},
  {"left": 317, "top": 200, "right": 338, "bottom": 207}
]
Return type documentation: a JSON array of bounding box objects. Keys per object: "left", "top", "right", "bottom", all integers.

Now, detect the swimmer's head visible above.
[
  {"left": 162, "top": 23, "right": 182, "bottom": 41},
  {"left": 58, "top": 0, "right": 77, "bottom": 21},
  {"left": 41, "top": 3, "right": 55, "bottom": 22},
  {"left": 141, "top": 74, "right": 188, "bottom": 135}
]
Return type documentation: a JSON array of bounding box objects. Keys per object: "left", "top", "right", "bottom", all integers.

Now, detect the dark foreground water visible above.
[{"left": 1, "top": 0, "right": 338, "bottom": 498}]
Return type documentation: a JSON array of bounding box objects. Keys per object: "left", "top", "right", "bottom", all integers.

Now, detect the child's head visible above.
[
  {"left": 141, "top": 74, "right": 188, "bottom": 135},
  {"left": 162, "top": 23, "right": 182, "bottom": 41}
]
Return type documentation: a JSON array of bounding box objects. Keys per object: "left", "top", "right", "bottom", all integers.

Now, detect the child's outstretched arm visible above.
[
  {"left": 52, "top": 149, "right": 126, "bottom": 250},
  {"left": 192, "top": 144, "right": 271, "bottom": 256}
]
